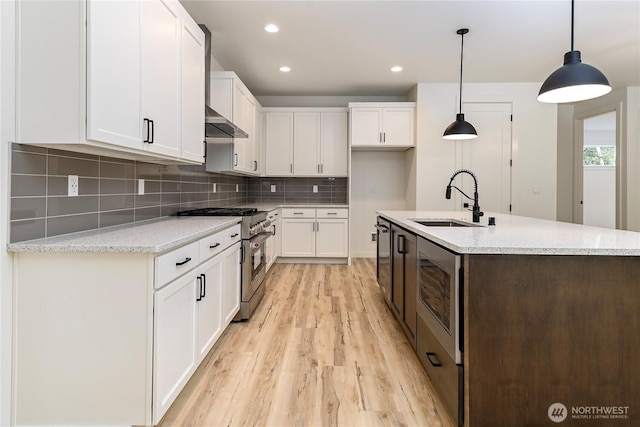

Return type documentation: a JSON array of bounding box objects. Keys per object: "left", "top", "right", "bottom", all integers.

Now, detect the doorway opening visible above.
[{"left": 579, "top": 111, "right": 617, "bottom": 228}]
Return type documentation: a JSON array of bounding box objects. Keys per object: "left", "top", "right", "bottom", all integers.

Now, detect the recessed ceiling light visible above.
[
  {"left": 391, "top": 66, "right": 403, "bottom": 72},
  {"left": 279, "top": 66, "right": 291, "bottom": 72},
  {"left": 264, "top": 24, "right": 279, "bottom": 33}
]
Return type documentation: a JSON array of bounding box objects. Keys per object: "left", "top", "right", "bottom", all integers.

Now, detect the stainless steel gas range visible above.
[{"left": 176, "top": 207, "right": 271, "bottom": 320}]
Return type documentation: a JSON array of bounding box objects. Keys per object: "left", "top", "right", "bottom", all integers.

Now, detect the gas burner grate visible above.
[{"left": 176, "top": 207, "right": 259, "bottom": 217}]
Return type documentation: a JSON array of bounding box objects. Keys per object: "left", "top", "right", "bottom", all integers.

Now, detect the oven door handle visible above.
[{"left": 375, "top": 224, "right": 389, "bottom": 233}]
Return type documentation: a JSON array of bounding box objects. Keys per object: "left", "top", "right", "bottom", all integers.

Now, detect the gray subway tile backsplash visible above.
[{"left": 9, "top": 143, "right": 349, "bottom": 243}]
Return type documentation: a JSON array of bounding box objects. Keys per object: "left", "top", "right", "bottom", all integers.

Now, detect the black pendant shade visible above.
[
  {"left": 443, "top": 28, "right": 478, "bottom": 140},
  {"left": 537, "top": 0, "right": 611, "bottom": 103},
  {"left": 443, "top": 113, "right": 478, "bottom": 140}
]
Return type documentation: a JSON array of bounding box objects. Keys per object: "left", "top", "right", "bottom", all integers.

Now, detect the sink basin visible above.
[{"left": 412, "top": 219, "right": 479, "bottom": 227}]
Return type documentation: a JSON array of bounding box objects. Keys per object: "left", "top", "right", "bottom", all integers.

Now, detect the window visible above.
[{"left": 584, "top": 146, "right": 615, "bottom": 166}]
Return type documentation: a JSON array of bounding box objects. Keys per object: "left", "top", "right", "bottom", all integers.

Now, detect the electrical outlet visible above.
[
  {"left": 212, "top": 183, "right": 217, "bottom": 193},
  {"left": 68, "top": 175, "right": 79, "bottom": 197},
  {"left": 138, "top": 179, "right": 145, "bottom": 195},
  {"left": 236, "top": 184, "right": 239, "bottom": 192},
  {"left": 312, "top": 185, "right": 318, "bottom": 193},
  {"left": 371, "top": 232, "right": 377, "bottom": 242},
  {"left": 270, "top": 185, "right": 276, "bottom": 192}
]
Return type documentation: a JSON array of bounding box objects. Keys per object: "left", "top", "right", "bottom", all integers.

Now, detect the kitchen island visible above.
[{"left": 378, "top": 210, "right": 640, "bottom": 426}]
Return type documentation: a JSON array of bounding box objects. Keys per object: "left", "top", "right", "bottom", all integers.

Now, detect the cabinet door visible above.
[
  {"left": 382, "top": 108, "right": 414, "bottom": 147},
  {"left": 265, "top": 112, "right": 294, "bottom": 175},
  {"left": 242, "top": 93, "right": 257, "bottom": 173},
  {"left": 315, "top": 219, "right": 348, "bottom": 257},
  {"left": 402, "top": 233, "right": 417, "bottom": 346},
  {"left": 141, "top": 0, "right": 181, "bottom": 157},
  {"left": 293, "top": 112, "right": 321, "bottom": 175},
  {"left": 86, "top": 0, "right": 143, "bottom": 149},
  {"left": 390, "top": 225, "right": 404, "bottom": 321},
  {"left": 180, "top": 12, "right": 205, "bottom": 162},
  {"left": 222, "top": 242, "right": 241, "bottom": 324},
  {"left": 253, "top": 106, "right": 264, "bottom": 175},
  {"left": 350, "top": 108, "right": 383, "bottom": 146},
  {"left": 232, "top": 85, "right": 248, "bottom": 172},
  {"left": 281, "top": 218, "right": 316, "bottom": 256},
  {"left": 320, "top": 112, "right": 348, "bottom": 176},
  {"left": 196, "top": 256, "right": 223, "bottom": 363},
  {"left": 153, "top": 271, "right": 197, "bottom": 424}
]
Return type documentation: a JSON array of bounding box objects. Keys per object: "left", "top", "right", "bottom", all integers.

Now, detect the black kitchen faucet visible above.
[{"left": 445, "top": 169, "right": 484, "bottom": 223}]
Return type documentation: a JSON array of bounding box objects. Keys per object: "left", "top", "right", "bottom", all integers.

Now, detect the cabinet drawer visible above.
[
  {"left": 316, "top": 208, "right": 348, "bottom": 219},
  {"left": 416, "top": 315, "right": 462, "bottom": 426},
  {"left": 199, "top": 224, "right": 241, "bottom": 262},
  {"left": 155, "top": 241, "right": 200, "bottom": 289},
  {"left": 267, "top": 209, "right": 280, "bottom": 221},
  {"left": 281, "top": 208, "right": 316, "bottom": 218}
]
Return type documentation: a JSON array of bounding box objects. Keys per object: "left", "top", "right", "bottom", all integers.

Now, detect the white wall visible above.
[
  {"left": 350, "top": 151, "right": 408, "bottom": 257},
  {"left": 1, "top": 1, "right": 15, "bottom": 424},
  {"left": 413, "top": 83, "right": 558, "bottom": 220}
]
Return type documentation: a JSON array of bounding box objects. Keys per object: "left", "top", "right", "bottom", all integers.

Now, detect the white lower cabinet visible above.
[
  {"left": 315, "top": 219, "right": 349, "bottom": 257},
  {"left": 266, "top": 209, "right": 281, "bottom": 269},
  {"left": 12, "top": 223, "right": 241, "bottom": 426},
  {"left": 281, "top": 218, "right": 316, "bottom": 257},
  {"left": 281, "top": 208, "right": 348, "bottom": 258},
  {"left": 153, "top": 271, "right": 198, "bottom": 422},
  {"left": 221, "top": 242, "right": 242, "bottom": 324}
]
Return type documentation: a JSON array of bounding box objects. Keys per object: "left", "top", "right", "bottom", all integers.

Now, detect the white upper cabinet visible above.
[
  {"left": 141, "top": 0, "right": 181, "bottom": 157},
  {"left": 18, "top": 0, "right": 204, "bottom": 164},
  {"left": 293, "top": 112, "right": 321, "bottom": 175},
  {"left": 349, "top": 102, "right": 416, "bottom": 148},
  {"left": 86, "top": 0, "right": 143, "bottom": 149},
  {"left": 320, "top": 112, "right": 348, "bottom": 176},
  {"left": 180, "top": 12, "right": 206, "bottom": 162},
  {"left": 265, "top": 108, "right": 347, "bottom": 177},
  {"left": 207, "top": 72, "right": 261, "bottom": 175},
  {"left": 265, "top": 112, "right": 295, "bottom": 176}
]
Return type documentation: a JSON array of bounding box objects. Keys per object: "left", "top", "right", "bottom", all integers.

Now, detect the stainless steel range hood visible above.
[
  {"left": 205, "top": 105, "right": 248, "bottom": 138},
  {"left": 201, "top": 25, "right": 248, "bottom": 139}
]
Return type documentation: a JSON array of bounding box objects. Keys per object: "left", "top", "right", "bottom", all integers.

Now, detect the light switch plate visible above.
[
  {"left": 236, "top": 184, "right": 239, "bottom": 192},
  {"left": 212, "top": 183, "right": 217, "bottom": 193},
  {"left": 312, "top": 185, "right": 318, "bottom": 193},
  {"left": 138, "top": 179, "right": 145, "bottom": 195},
  {"left": 271, "top": 185, "right": 276, "bottom": 192}
]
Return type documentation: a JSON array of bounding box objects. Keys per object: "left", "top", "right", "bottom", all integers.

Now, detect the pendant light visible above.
[
  {"left": 537, "top": 0, "right": 611, "bottom": 103},
  {"left": 443, "top": 28, "right": 477, "bottom": 140}
]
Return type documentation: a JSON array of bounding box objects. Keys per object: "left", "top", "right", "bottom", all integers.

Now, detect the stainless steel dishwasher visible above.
[{"left": 375, "top": 217, "right": 391, "bottom": 306}]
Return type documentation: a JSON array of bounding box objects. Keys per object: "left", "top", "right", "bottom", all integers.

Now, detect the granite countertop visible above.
[
  {"left": 7, "top": 217, "right": 241, "bottom": 254},
  {"left": 378, "top": 210, "right": 640, "bottom": 256}
]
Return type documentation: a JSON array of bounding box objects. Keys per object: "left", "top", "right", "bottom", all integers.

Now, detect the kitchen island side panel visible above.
[
  {"left": 13, "top": 252, "right": 153, "bottom": 426},
  {"left": 465, "top": 255, "right": 640, "bottom": 426}
]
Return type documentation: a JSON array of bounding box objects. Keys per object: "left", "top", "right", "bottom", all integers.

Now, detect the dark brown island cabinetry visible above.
[
  {"left": 378, "top": 216, "right": 640, "bottom": 427},
  {"left": 390, "top": 224, "right": 418, "bottom": 348},
  {"left": 464, "top": 254, "right": 640, "bottom": 426}
]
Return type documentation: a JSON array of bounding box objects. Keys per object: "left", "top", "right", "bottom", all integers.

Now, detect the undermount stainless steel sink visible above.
[{"left": 412, "top": 219, "right": 479, "bottom": 227}]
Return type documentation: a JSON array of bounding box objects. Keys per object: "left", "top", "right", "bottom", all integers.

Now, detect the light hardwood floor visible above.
[{"left": 158, "top": 259, "right": 455, "bottom": 427}]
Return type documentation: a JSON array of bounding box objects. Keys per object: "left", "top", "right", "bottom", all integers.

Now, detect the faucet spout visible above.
[{"left": 445, "top": 169, "right": 484, "bottom": 223}]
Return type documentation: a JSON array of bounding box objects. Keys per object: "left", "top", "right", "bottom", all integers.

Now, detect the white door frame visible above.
[{"left": 573, "top": 102, "right": 624, "bottom": 228}]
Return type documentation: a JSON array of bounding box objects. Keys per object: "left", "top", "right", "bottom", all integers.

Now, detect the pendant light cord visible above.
[
  {"left": 459, "top": 32, "right": 464, "bottom": 114},
  {"left": 570, "top": 0, "right": 574, "bottom": 51}
]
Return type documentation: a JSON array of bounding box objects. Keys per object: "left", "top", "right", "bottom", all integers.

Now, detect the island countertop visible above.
[
  {"left": 7, "top": 217, "right": 241, "bottom": 254},
  {"left": 377, "top": 210, "right": 640, "bottom": 256}
]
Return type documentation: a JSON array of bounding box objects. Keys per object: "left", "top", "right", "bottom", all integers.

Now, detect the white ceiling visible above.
[{"left": 180, "top": 0, "right": 640, "bottom": 97}]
